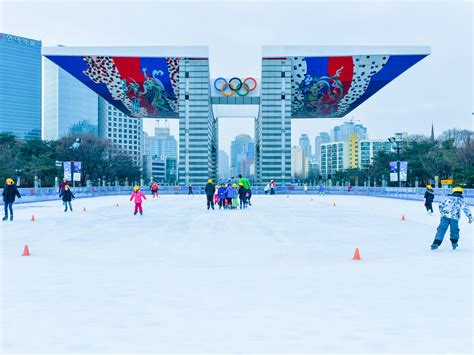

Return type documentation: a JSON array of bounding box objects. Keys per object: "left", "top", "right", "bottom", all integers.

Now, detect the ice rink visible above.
[{"left": 1, "top": 194, "right": 472, "bottom": 354}]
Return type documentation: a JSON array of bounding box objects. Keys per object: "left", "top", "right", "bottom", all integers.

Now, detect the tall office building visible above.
[
  {"left": 145, "top": 125, "right": 177, "bottom": 159},
  {"left": 291, "top": 146, "right": 307, "bottom": 179},
  {"left": 43, "top": 58, "right": 98, "bottom": 140},
  {"left": 98, "top": 98, "right": 144, "bottom": 167},
  {"left": 218, "top": 150, "right": 230, "bottom": 179},
  {"left": 315, "top": 132, "right": 331, "bottom": 164},
  {"left": 330, "top": 122, "right": 367, "bottom": 142},
  {"left": 299, "top": 134, "right": 312, "bottom": 160},
  {"left": 230, "top": 134, "right": 254, "bottom": 177},
  {"left": 0, "top": 33, "right": 41, "bottom": 140}
]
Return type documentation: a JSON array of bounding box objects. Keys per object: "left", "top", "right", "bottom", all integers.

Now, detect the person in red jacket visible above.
[
  {"left": 130, "top": 185, "right": 147, "bottom": 215},
  {"left": 151, "top": 182, "right": 159, "bottom": 198}
]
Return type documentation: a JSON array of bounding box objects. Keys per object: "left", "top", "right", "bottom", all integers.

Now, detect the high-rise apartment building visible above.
[
  {"left": 291, "top": 146, "right": 307, "bottom": 179},
  {"left": 43, "top": 58, "right": 98, "bottom": 140},
  {"left": 315, "top": 132, "right": 330, "bottom": 164},
  {"left": 0, "top": 33, "right": 41, "bottom": 140}
]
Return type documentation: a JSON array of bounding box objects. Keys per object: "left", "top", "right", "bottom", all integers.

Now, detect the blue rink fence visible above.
[{"left": 3, "top": 185, "right": 473, "bottom": 206}]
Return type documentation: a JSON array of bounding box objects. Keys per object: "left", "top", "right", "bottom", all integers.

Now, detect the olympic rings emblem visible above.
[{"left": 214, "top": 77, "right": 257, "bottom": 97}]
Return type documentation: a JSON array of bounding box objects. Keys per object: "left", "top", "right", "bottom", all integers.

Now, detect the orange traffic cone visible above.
[
  {"left": 22, "top": 244, "right": 30, "bottom": 256},
  {"left": 31, "top": 215, "right": 36, "bottom": 222},
  {"left": 83, "top": 207, "right": 87, "bottom": 212},
  {"left": 401, "top": 214, "right": 406, "bottom": 221},
  {"left": 352, "top": 248, "right": 361, "bottom": 260}
]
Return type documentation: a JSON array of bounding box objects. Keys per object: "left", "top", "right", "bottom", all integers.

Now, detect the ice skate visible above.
[
  {"left": 452, "top": 243, "right": 458, "bottom": 250},
  {"left": 9, "top": 215, "right": 13, "bottom": 221},
  {"left": 2, "top": 216, "right": 7, "bottom": 221},
  {"left": 430, "top": 244, "right": 439, "bottom": 250}
]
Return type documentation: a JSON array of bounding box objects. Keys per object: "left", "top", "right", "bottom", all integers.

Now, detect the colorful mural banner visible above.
[
  {"left": 73, "top": 162, "right": 82, "bottom": 182},
  {"left": 63, "top": 161, "right": 72, "bottom": 180},
  {"left": 45, "top": 55, "right": 181, "bottom": 118},
  {"left": 290, "top": 54, "right": 427, "bottom": 118},
  {"left": 389, "top": 161, "right": 398, "bottom": 182},
  {"left": 400, "top": 161, "right": 408, "bottom": 182}
]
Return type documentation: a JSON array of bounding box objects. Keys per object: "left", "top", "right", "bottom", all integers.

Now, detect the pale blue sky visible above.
[{"left": 1, "top": 0, "right": 472, "bottom": 155}]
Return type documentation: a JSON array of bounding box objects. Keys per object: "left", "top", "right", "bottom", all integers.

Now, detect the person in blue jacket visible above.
[
  {"left": 225, "top": 183, "right": 236, "bottom": 208},
  {"left": 217, "top": 184, "right": 227, "bottom": 209},
  {"left": 431, "top": 186, "right": 472, "bottom": 250}
]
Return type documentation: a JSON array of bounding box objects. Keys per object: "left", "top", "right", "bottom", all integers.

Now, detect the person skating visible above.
[
  {"left": 238, "top": 174, "right": 252, "bottom": 206},
  {"left": 238, "top": 183, "right": 247, "bottom": 209},
  {"left": 270, "top": 180, "right": 276, "bottom": 195},
  {"left": 217, "top": 183, "right": 227, "bottom": 209},
  {"left": 59, "top": 185, "right": 75, "bottom": 212},
  {"left": 424, "top": 185, "right": 435, "bottom": 215},
  {"left": 204, "top": 179, "right": 216, "bottom": 210},
  {"left": 2, "top": 178, "right": 21, "bottom": 221},
  {"left": 58, "top": 178, "right": 69, "bottom": 193},
  {"left": 188, "top": 184, "right": 193, "bottom": 195},
  {"left": 214, "top": 185, "right": 219, "bottom": 206},
  {"left": 130, "top": 185, "right": 147, "bottom": 215},
  {"left": 232, "top": 183, "right": 239, "bottom": 209},
  {"left": 431, "top": 186, "right": 472, "bottom": 250},
  {"left": 264, "top": 183, "right": 270, "bottom": 195},
  {"left": 226, "top": 182, "right": 236, "bottom": 208},
  {"left": 151, "top": 182, "right": 159, "bottom": 198}
]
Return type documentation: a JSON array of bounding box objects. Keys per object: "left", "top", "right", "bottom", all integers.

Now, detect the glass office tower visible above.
[{"left": 0, "top": 33, "right": 42, "bottom": 140}]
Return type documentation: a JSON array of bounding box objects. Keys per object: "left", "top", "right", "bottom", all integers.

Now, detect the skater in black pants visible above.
[
  {"left": 238, "top": 183, "right": 247, "bottom": 209},
  {"left": 59, "top": 185, "right": 75, "bottom": 212},
  {"left": 424, "top": 185, "right": 435, "bottom": 215},
  {"left": 188, "top": 184, "right": 193, "bottom": 195},
  {"left": 2, "top": 178, "right": 21, "bottom": 221},
  {"left": 204, "top": 179, "right": 215, "bottom": 210}
]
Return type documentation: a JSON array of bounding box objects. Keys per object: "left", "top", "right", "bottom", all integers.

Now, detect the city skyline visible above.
[{"left": 1, "top": 1, "right": 471, "bottom": 156}]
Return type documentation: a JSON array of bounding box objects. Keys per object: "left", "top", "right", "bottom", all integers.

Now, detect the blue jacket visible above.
[
  {"left": 226, "top": 185, "right": 236, "bottom": 198},
  {"left": 218, "top": 187, "right": 227, "bottom": 200}
]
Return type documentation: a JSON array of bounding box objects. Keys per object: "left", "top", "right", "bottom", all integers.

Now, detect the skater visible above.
[
  {"left": 204, "top": 179, "right": 216, "bottom": 210},
  {"left": 151, "top": 182, "right": 159, "bottom": 198},
  {"left": 214, "top": 185, "right": 219, "bottom": 205},
  {"left": 130, "top": 185, "right": 147, "bottom": 215},
  {"left": 232, "top": 183, "right": 239, "bottom": 209},
  {"left": 238, "top": 182, "right": 247, "bottom": 209},
  {"left": 238, "top": 174, "right": 252, "bottom": 206},
  {"left": 424, "top": 185, "right": 434, "bottom": 215},
  {"left": 270, "top": 180, "right": 276, "bottom": 195},
  {"left": 2, "top": 178, "right": 21, "bottom": 221},
  {"left": 226, "top": 182, "right": 236, "bottom": 208},
  {"left": 318, "top": 184, "right": 325, "bottom": 196},
  {"left": 59, "top": 185, "right": 75, "bottom": 212},
  {"left": 58, "top": 178, "right": 69, "bottom": 193},
  {"left": 188, "top": 184, "right": 193, "bottom": 195},
  {"left": 264, "top": 183, "right": 270, "bottom": 195},
  {"left": 217, "top": 183, "right": 227, "bottom": 209},
  {"left": 431, "top": 186, "right": 472, "bottom": 250},
  {"left": 304, "top": 183, "right": 308, "bottom": 194}
]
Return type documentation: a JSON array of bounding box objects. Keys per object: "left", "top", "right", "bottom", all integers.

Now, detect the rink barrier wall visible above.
[{"left": 2, "top": 186, "right": 473, "bottom": 205}]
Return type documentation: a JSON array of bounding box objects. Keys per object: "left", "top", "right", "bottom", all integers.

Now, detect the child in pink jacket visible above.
[{"left": 130, "top": 185, "right": 147, "bottom": 215}]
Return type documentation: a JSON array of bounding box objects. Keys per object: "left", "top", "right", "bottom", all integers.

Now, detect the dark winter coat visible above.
[
  {"left": 59, "top": 189, "right": 75, "bottom": 202},
  {"left": 218, "top": 187, "right": 227, "bottom": 200},
  {"left": 204, "top": 182, "right": 216, "bottom": 196},
  {"left": 238, "top": 186, "right": 246, "bottom": 199},
  {"left": 2, "top": 184, "right": 21, "bottom": 203},
  {"left": 424, "top": 189, "right": 434, "bottom": 203},
  {"left": 58, "top": 181, "right": 69, "bottom": 193}
]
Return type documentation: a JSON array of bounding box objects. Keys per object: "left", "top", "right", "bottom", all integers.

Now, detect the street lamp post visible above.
[{"left": 388, "top": 135, "right": 404, "bottom": 188}]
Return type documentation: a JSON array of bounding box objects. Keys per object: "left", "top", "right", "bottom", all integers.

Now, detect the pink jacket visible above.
[{"left": 130, "top": 190, "right": 147, "bottom": 204}]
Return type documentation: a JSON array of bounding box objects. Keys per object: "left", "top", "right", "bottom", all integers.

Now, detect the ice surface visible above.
[{"left": 1, "top": 194, "right": 472, "bottom": 354}]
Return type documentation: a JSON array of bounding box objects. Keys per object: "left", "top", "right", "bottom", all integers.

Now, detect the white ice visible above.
[{"left": 1, "top": 194, "right": 472, "bottom": 354}]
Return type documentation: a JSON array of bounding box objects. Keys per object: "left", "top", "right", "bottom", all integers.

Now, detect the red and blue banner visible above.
[
  {"left": 290, "top": 54, "right": 428, "bottom": 118},
  {"left": 45, "top": 55, "right": 181, "bottom": 118}
]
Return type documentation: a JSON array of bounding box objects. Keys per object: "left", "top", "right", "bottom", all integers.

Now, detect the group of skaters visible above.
[
  {"left": 2, "top": 177, "right": 473, "bottom": 250},
  {"left": 204, "top": 175, "right": 252, "bottom": 210}
]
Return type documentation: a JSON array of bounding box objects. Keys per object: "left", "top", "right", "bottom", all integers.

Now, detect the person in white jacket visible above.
[{"left": 431, "top": 186, "right": 472, "bottom": 250}]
